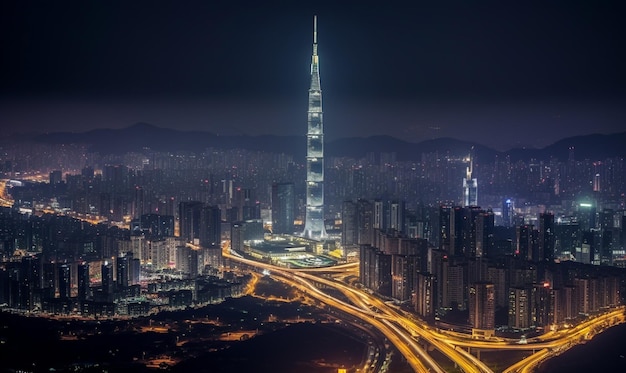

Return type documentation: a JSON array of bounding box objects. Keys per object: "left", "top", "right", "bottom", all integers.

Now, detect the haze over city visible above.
[
  {"left": 2, "top": 1, "right": 625, "bottom": 151},
  {"left": 1, "top": 2, "right": 626, "bottom": 373}
]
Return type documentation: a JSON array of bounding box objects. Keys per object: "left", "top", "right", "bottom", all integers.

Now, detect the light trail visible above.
[
  {"left": 271, "top": 272, "right": 432, "bottom": 372},
  {"left": 226, "top": 252, "right": 482, "bottom": 372},
  {"left": 225, "top": 250, "right": 626, "bottom": 373}
]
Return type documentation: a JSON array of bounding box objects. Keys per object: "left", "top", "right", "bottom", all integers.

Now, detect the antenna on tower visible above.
[{"left": 313, "top": 15, "right": 317, "bottom": 44}]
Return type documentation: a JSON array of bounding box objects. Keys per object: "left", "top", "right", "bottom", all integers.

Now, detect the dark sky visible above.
[{"left": 1, "top": 1, "right": 625, "bottom": 150}]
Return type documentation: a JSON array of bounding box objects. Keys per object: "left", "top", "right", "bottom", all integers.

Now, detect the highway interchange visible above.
[{"left": 225, "top": 251, "right": 626, "bottom": 373}]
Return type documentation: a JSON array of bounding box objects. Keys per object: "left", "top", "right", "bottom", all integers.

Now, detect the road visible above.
[
  {"left": 224, "top": 251, "right": 625, "bottom": 373},
  {"left": 225, "top": 252, "right": 486, "bottom": 373},
  {"left": 0, "top": 179, "right": 13, "bottom": 207}
]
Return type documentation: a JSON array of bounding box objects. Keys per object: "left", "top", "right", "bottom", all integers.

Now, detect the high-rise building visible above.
[
  {"left": 42, "top": 262, "right": 55, "bottom": 300},
  {"left": 179, "top": 201, "right": 221, "bottom": 248},
  {"left": 460, "top": 206, "right": 484, "bottom": 258},
  {"left": 469, "top": 282, "right": 495, "bottom": 334},
  {"left": 137, "top": 213, "right": 175, "bottom": 239},
  {"left": 21, "top": 255, "right": 41, "bottom": 309},
  {"left": 516, "top": 224, "right": 536, "bottom": 262},
  {"left": 49, "top": 170, "right": 63, "bottom": 185},
  {"left": 538, "top": 212, "right": 555, "bottom": 262},
  {"left": 234, "top": 187, "right": 260, "bottom": 221},
  {"left": 531, "top": 282, "right": 551, "bottom": 328},
  {"left": 443, "top": 263, "right": 466, "bottom": 310},
  {"left": 176, "top": 245, "right": 199, "bottom": 278},
  {"left": 621, "top": 215, "right": 626, "bottom": 252},
  {"left": 462, "top": 148, "right": 478, "bottom": 207},
  {"left": 487, "top": 266, "right": 507, "bottom": 308},
  {"left": 415, "top": 272, "right": 434, "bottom": 319},
  {"left": 554, "top": 219, "right": 581, "bottom": 257},
  {"left": 439, "top": 205, "right": 452, "bottom": 252},
  {"left": 130, "top": 256, "right": 141, "bottom": 286},
  {"left": 476, "top": 210, "right": 495, "bottom": 258},
  {"left": 359, "top": 244, "right": 392, "bottom": 296},
  {"left": 341, "top": 200, "right": 358, "bottom": 246},
  {"left": 58, "top": 264, "right": 71, "bottom": 300},
  {"left": 391, "top": 254, "right": 418, "bottom": 302},
  {"left": 373, "top": 199, "right": 386, "bottom": 231},
  {"left": 116, "top": 255, "right": 129, "bottom": 290},
  {"left": 599, "top": 209, "right": 615, "bottom": 265},
  {"left": 357, "top": 199, "right": 374, "bottom": 246},
  {"left": 578, "top": 231, "right": 594, "bottom": 264},
  {"left": 271, "top": 182, "right": 295, "bottom": 234},
  {"left": 179, "top": 201, "right": 203, "bottom": 244},
  {"left": 199, "top": 204, "right": 221, "bottom": 248},
  {"left": 449, "top": 206, "right": 464, "bottom": 257},
  {"left": 101, "top": 261, "right": 114, "bottom": 300},
  {"left": 303, "top": 16, "right": 327, "bottom": 240},
  {"left": 576, "top": 202, "right": 596, "bottom": 231},
  {"left": 390, "top": 200, "right": 405, "bottom": 233},
  {"left": 152, "top": 238, "right": 174, "bottom": 271},
  {"left": 502, "top": 198, "right": 514, "bottom": 228},
  {"left": 77, "top": 262, "right": 90, "bottom": 301},
  {"left": 508, "top": 286, "right": 530, "bottom": 329}
]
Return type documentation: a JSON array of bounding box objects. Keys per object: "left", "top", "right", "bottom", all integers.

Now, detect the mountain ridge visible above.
[{"left": 4, "top": 123, "right": 625, "bottom": 162}]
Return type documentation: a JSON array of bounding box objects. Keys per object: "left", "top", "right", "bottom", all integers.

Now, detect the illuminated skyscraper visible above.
[
  {"left": 303, "top": 16, "right": 327, "bottom": 240},
  {"left": 462, "top": 147, "right": 478, "bottom": 207},
  {"left": 502, "top": 198, "right": 514, "bottom": 227}
]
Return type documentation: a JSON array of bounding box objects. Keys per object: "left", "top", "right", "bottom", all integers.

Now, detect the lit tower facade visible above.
[
  {"left": 463, "top": 147, "right": 478, "bottom": 207},
  {"left": 303, "top": 16, "right": 327, "bottom": 240}
]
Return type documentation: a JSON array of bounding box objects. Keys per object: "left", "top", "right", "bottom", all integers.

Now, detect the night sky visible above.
[{"left": 1, "top": 1, "right": 625, "bottom": 151}]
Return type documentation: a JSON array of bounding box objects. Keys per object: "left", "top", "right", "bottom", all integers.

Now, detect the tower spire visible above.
[
  {"left": 312, "top": 15, "right": 318, "bottom": 62},
  {"left": 313, "top": 15, "right": 317, "bottom": 45}
]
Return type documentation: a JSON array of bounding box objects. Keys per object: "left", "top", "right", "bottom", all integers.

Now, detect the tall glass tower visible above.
[{"left": 303, "top": 16, "right": 327, "bottom": 240}]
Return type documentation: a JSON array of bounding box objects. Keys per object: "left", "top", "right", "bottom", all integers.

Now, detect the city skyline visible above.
[
  {"left": 1, "top": 1, "right": 625, "bottom": 151},
  {"left": 1, "top": 3, "right": 626, "bottom": 371}
]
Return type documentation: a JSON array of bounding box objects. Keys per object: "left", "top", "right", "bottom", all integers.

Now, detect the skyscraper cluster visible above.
[{"left": 357, "top": 200, "right": 624, "bottom": 334}]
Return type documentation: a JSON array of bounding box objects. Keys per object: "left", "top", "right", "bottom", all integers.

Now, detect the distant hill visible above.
[
  {"left": 30, "top": 122, "right": 304, "bottom": 158},
  {"left": 7, "top": 123, "right": 625, "bottom": 162},
  {"left": 506, "top": 132, "right": 626, "bottom": 162},
  {"left": 326, "top": 136, "right": 500, "bottom": 161}
]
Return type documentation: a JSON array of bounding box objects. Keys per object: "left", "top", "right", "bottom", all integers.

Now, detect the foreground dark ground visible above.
[{"left": 0, "top": 277, "right": 371, "bottom": 373}]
